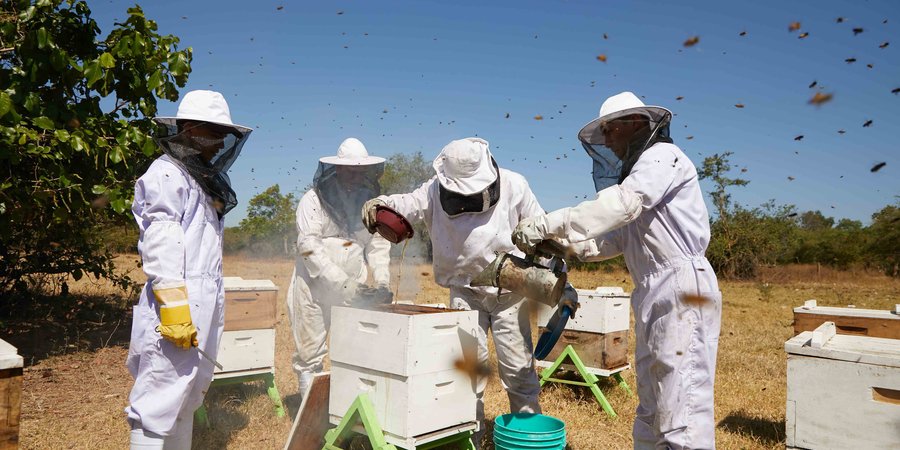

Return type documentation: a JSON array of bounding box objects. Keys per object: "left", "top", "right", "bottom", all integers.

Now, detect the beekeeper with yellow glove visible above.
[
  {"left": 287, "top": 138, "right": 392, "bottom": 397},
  {"left": 512, "top": 92, "right": 722, "bottom": 450},
  {"left": 126, "top": 90, "right": 251, "bottom": 449},
  {"left": 362, "top": 137, "right": 575, "bottom": 447}
]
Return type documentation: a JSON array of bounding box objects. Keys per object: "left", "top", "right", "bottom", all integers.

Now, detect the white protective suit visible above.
[
  {"left": 374, "top": 138, "right": 544, "bottom": 441},
  {"left": 125, "top": 155, "right": 226, "bottom": 443},
  {"left": 286, "top": 139, "right": 391, "bottom": 392},
  {"left": 286, "top": 191, "right": 392, "bottom": 375},
  {"left": 544, "top": 142, "right": 722, "bottom": 449}
]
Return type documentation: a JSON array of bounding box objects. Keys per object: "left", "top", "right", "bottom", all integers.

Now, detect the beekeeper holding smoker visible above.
[
  {"left": 512, "top": 92, "right": 722, "bottom": 450},
  {"left": 362, "top": 137, "right": 577, "bottom": 447},
  {"left": 126, "top": 90, "right": 252, "bottom": 449},
  {"left": 287, "top": 138, "right": 392, "bottom": 398}
]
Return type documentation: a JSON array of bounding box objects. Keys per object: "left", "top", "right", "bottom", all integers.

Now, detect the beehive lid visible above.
[
  {"left": 785, "top": 325, "right": 900, "bottom": 368},
  {"left": 223, "top": 277, "right": 278, "bottom": 291},
  {"left": 580, "top": 286, "right": 629, "bottom": 297},
  {"left": 0, "top": 338, "right": 23, "bottom": 370}
]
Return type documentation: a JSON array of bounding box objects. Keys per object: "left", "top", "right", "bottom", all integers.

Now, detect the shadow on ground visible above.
[
  {"left": 0, "top": 290, "right": 133, "bottom": 366},
  {"left": 718, "top": 411, "right": 786, "bottom": 446}
]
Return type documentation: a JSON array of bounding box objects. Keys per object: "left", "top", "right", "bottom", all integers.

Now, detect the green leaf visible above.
[
  {"left": 147, "top": 69, "right": 163, "bottom": 90},
  {"left": 84, "top": 61, "right": 102, "bottom": 86},
  {"left": 91, "top": 185, "right": 107, "bottom": 195},
  {"left": 54, "top": 129, "right": 70, "bottom": 142},
  {"left": 110, "top": 197, "right": 127, "bottom": 214},
  {"left": 36, "top": 27, "right": 49, "bottom": 49},
  {"left": 0, "top": 93, "right": 11, "bottom": 119},
  {"left": 109, "top": 146, "right": 124, "bottom": 164},
  {"left": 33, "top": 116, "right": 54, "bottom": 130},
  {"left": 99, "top": 52, "right": 115, "bottom": 69}
]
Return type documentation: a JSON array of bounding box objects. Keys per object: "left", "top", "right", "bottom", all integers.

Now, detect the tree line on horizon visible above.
[{"left": 0, "top": 1, "right": 896, "bottom": 305}]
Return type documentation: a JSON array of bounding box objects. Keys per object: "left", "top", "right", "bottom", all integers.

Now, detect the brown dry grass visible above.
[{"left": 6, "top": 256, "right": 899, "bottom": 449}]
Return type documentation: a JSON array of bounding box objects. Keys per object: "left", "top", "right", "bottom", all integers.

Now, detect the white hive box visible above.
[
  {"left": 218, "top": 277, "right": 278, "bottom": 376},
  {"left": 0, "top": 339, "right": 23, "bottom": 449},
  {"left": 537, "top": 286, "right": 630, "bottom": 334},
  {"left": 329, "top": 304, "right": 479, "bottom": 442},
  {"left": 785, "top": 322, "right": 900, "bottom": 450}
]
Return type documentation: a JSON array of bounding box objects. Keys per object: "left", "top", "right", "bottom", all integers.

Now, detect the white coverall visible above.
[
  {"left": 286, "top": 189, "right": 391, "bottom": 380},
  {"left": 550, "top": 143, "right": 721, "bottom": 449},
  {"left": 377, "top": 169, "right": 545, "bottom": 435},
  {"left": 125, "top": 155, "right": 225, "bottom": 444}
]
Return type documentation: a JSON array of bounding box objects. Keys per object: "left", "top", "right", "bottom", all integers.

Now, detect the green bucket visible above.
[{"left": 493, "top": 413, "right": 566, "bottom": 450}]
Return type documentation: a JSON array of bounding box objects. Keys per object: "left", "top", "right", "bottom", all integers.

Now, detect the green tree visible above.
[
  {"left": 380, "top": 151, "right": 433, "bottom": 195},
  {"left": 380, "top": 151, "right": 434, "bottom": 259},
  {"left": 698, "top": 151, "right": 749, "bottom": 218},
  {"left": 866, "top": 203, "right": 900, "bottom": 277},
  {"left": 238, "top": 185, "right": 298, "bottom": 256},
  {"left": 0, "top": 1, "right": 191, "bottom": 294}
]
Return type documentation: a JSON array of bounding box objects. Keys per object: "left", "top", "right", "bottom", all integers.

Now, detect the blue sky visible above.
[{"left": 90, "top": 0, "right": 898, "bottom": 226}]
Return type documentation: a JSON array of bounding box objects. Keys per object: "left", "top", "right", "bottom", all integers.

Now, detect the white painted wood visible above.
[
  {"left": 802, "top": 299, "right": 817, "bottom": 309},
  {"left": 0, "top": 338, "right": 22, "bottom": 371},
  {"left": 810, "top": 321, "right": 836, "bottom": 349},
  {"left": 214, "top": 329, "right": 276, "bottom": 374},
  {"left": 536, "top": 360, "right": 631, "bottom": 377},
  {"left": 329, "top": 362, "right": 477, "bottom": 441},
  {"left": 785, "top": 331, "right": 900, "bottom": 368},
  {"left": 792, "top": 304, "right": 900, "bottom": 321},
  {"left": 329, "top": 306, "right": 479, "bottom": 376},
  {"left": 223, "top": 277, "right": 278, "bottom": 292},
  {"left": 785, "top": 349, "right": 900, "bottom": 449},
  {"left": 537, "top": 287, "right": 630, "bottom": 333}
]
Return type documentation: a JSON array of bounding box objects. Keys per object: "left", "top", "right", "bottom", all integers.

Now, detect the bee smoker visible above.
[{"left": 470, "top": 240, "right": 569, "bottom": 307}]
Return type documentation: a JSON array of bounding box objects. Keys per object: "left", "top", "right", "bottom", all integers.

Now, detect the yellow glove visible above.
[{"left": 154, "top": 285, "right": 198, "bottom": 349}]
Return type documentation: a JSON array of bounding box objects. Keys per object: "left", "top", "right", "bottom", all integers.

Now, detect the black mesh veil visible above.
[
  {"left": 313, "top": 161, "right": 384, "bottom": 234},
  {"left": 579, "top": 111, "right": 673, "bottom": 192},
  {"left": 154, "top": 120, "right": 251, "bottom": 217}
]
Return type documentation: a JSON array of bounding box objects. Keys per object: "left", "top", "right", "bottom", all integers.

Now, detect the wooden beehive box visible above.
[
  {"left": 0, "top": 339, "right": 23, "bottom": 450},
  {"left": 536, "top": 286, "right": 631, "bottom": 370},
  {"left": 792, "top": 300, "right": 900, "bottom": 339},
  {"left": 537, "top": 287, "right": 630, "bottom": 334},
  {"left": 537, "top": 328, "right": 628, "bottom": 370},
  {"left": 219, "top": 277, "right": 279, "bottom": 375},
  {"left": 785, "top": 322, "right": 900, "bottom": 450},
  {"left": 329, "top": 304, "right": 479, "bottom": 441}
]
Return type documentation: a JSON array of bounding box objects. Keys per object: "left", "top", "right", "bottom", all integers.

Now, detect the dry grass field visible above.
[{"left": 5, "top": 255, "right": 898, "bottom": 449}]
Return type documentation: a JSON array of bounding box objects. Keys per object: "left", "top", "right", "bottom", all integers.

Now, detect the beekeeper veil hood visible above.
[
  {"left": 154, "top": 90, "right": 252, "bottom": 217},
  {"left": 314, "top": 138, "right": 385, "bottom": 234},
  {"left": 578, "top": 91, "right": 673, "bottom": 192},
  {"left": 433, "top": 137, "right": 501, "bottom": 217}
]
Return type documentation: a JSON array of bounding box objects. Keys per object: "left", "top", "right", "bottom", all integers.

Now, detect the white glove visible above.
[
  {"left": 511, "top": 215, "right": 550, "bottom": 255},
  {"left": 338, "top": 278, "right": 361, "bottom": 305},
  {"left": 559, "top": 284, "right": 579, "bottom": 316},
  {"left": 361, "top": 198, "right": 387, "bottom": 234}
]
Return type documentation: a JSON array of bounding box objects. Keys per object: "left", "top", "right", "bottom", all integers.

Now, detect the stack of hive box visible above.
[
  {"left": 328, "top": 304, "right": 479, "bottom": 446},
  {"left": 785, "top": 301, "right": 900, "bottom": 449},
  {"left": 217, "top": 277, "right": 279, "bottom": 376},
  {"left": 0, "top": 339, "right": 22, "bottom": 450},
  {"left": 537, "top": 286, "right": 631, "bottom": 370}
]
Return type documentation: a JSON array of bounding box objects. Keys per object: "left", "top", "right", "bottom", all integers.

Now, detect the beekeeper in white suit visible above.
[
  {"left": 126, "top": 90, "right": 252, "bottom": 449},
  {"left": 287, "top": 138, "right": 392, "bottom": 396},
  {"left": 512, "top": 92, "right": 722, "bottom": 450},
  {"left": 362, "top": 137, "right": 577, "bottom": 447}
]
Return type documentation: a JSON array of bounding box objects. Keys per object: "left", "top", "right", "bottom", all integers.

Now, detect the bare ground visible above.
[{"left": 5, "top": 256, "right": 898, "bottom": 449}]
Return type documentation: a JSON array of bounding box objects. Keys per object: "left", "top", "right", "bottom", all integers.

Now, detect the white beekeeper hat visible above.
[
  {"left": 319, "top": 138, "right": 385, "bottom": 165},
  {"left": 433, "top": 137, "right": 498, "bottom": 195},
  {"left": 154, "top": 90, "right": 251, "bottom": 135},
  {"left": 578, "top": 91, "right": 671, "bottom": 146}
]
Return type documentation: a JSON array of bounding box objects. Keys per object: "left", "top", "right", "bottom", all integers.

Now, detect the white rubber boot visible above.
[
  {"left": 130, "top": 425, "right": 165, "bottom": 450},
  {"left": 299, "top": 371, "right": 315, "bottom": 399}
]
